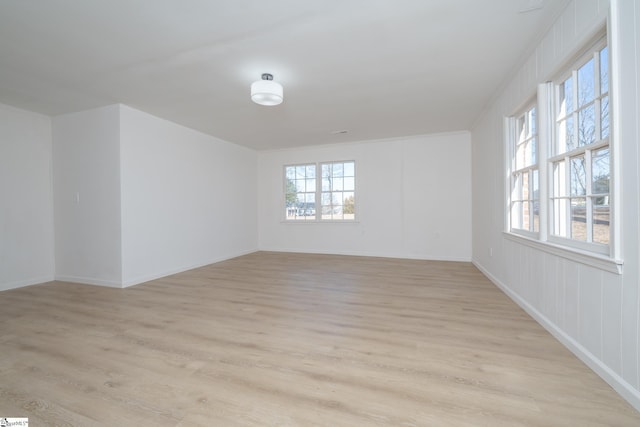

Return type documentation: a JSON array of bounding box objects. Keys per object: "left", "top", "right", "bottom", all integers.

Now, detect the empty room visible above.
[{"left": 2, "top": 0, "right": 640, "bottom": 425}]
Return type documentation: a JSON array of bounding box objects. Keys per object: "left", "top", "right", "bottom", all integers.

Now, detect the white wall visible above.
[
  {"left": 119, "top": 105, "right": 258, "bottom": 286},
  {"left": 471, "top": 0, "right": 640, "bottom": 410},
  {"left": 258, "top": 132, "right": 471, "bottom": 261},
  {"left": 53, "top": 105, "right": 123, "bottom": 287},
  {"left": 0, "top": 103, "right": 55, "bottom": 291}
]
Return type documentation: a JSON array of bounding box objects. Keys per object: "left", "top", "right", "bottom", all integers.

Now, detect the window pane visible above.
[
  {"left": 601, "top": 95, "right": 609, "bottom": 139},
  {"left": 560, "top": 77, "right": 573, "bottom": 115},
  {"left": 523, "top": 141, "right": 533, "bottom": 167},
  {"left": 296, "top": 165, "right": 306, "bottom": 178},
  {"left": 600, "top": 46, "right": 609, "bottom": 94},
  {"left": 532, "top": 169, "right": 539, "bottom": 232},
  {"left": 523, "top": 200, "right": 531, "bottom": 231},
  {"left": 306, "top": 165, "right": 316, "bottom": 178},
  {"left": 321, "top": 192, "right": 332, "bottom": 219},
  {"left": 553, "top": 161, "right": 566, "bottom": 197},
  {"left": 578, "top": 58, "right": 595, "bottom": 107},
  {"left": 557, "top": 117, "right": 575, "bottom": 154},
  {"left": 331, "top": 191, "right": 344, "bottom": 219},
  {"left": 344, "top": 177, "right": 355, "bottom": 191},
  {"left": 592, "top": 197, "right": 610, "bottom": 244},
  {"left": 511, "top": 201, "right": 522, "bottom": 230},
  {"left": 305, "top": 178, "right": 316, "bottom": 192},
  {"left": 571, "top": 198, "right": 587, "bottom": 241},
  {"left": 566, "top": 115, "right": 575, "bottom": 151},
  {"left": 570, "top": 156, "right": 586, "bottom": 196},
  {"left": 344, "top": 161, "right": 355, "bottom": 177},
  {"left": 322, "top": 164, "right": 331, "bottom": 178},
  {"left": 531, "top": 137, "right": 537, "bottom": 166},
  {"left": 533, "top": 200, "right": 540, "bottom": 232},
  {"left": 512, "top": 172, "right": 522, "bottom": 201},
  {"left": 343, "top": 192, "right": 355, "bottom": 218},
  {"left": 322, "top": 177, "right": 331, "bottom": 191},
  {"left": 557, "top": 120, "right": 566, "bottom": 154},
  {"left": 553, "top": 198, "right": 569, "bottom": 237},
  {"left": 529, "top": 108, "right": 536, "bottom": 136},
  {"left": 517, "top": 116, "right": 526, "bottom": 141},
  {"left": 592, "top": 148, "right": 610, "bottom": 194},
  {"left": 521, "top": 171, "right": 530, "bottom": 200},
  {"left": 304, "top": 193, "right": 315, "bottom": 204},
  {"left": 516, "top": 142, "right": 525, "bottom": 169},
  {"left": 286, "top": 167, "right": 295, "bottom": 180},
  {"left": 578, "top": 104, "right": 595, "bottom": 146},
  {"left": 333, "top": 177, "right": 343, "bottom": 191},
  {"left": 332, "top": 163, "right": 343, "bottom": 177}
]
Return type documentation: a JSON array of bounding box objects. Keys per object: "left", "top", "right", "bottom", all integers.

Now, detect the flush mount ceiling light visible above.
[{"left": 251, "top": 73, "right": 283, "bottom": 106}]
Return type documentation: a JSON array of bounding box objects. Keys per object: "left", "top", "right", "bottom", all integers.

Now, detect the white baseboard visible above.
[
  {"left": 258, "top": 247, "right": 472, "bottom": 262},
  {"left": 53, "top": 249, "right": 259, "bottom": 289},
  {"left": 54, "top": 275, "right": 123, "bottom": 288},
  {"left": 0, "top": 275, "right": 55, "bottom": 292},
  {"left": 472, "top": 258, "right": 640, "bottom": 412},
  {"left": 121, "top": 248, "right": 259, "bottom": 287}
]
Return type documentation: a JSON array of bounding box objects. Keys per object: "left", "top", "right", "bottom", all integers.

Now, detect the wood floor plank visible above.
[{"left": 1, "top": 251, "right": 638, "bottom": 426}]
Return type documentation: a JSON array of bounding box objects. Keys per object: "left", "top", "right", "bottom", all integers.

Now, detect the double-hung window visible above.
[
  {"left": 550, "top": 41, "right": 610, "bottom": 250},
  {"left": 509, "top": 104, "right": 539, "bottom": 235},
  {"left": 285, "top": 161, "right": 356, "bottom": 221},
  {"left": 507, "top": 34, "right": 614, "bottom": 262}
]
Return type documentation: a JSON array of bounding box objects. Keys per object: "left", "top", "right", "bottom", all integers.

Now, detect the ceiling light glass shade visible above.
[{"left": 251, "top": 74, "right": 283, "bottom": 106}]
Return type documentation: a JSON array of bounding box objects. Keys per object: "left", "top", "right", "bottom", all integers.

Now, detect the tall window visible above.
[
  {"left": 506, "top": 34, "right": 612, "bottom": 258},
  {"left": 285, "top": 161, "right": 355, "bottom": 221},
  {"left": 510, "top": 104, "right": 539, "bottom": 234},
  {"left": 551, "top": 41, "right": 609, "bottom": 248},
  {"left": 285, "top": 164, "right": 316, "bottom": 221}
]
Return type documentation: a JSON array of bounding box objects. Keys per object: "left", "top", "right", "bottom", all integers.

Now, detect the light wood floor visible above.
[{"left": 1, "top": 252, "right": 638, "bottom": 426}]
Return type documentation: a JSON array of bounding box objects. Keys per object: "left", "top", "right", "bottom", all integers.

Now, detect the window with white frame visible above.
[
  {"left": 509, "top": 103, "right": 539, "bottom": 235},
  {"left": 507, "top": 34, "right": 612, "bottom": 257},
  {"left": 285, "top": 163, "right": 316, "bottom": 221},
  {"left": 284, "top": 161, "right": 355, "bottom": 221},
  {"left": 551, "top": 40, "right": 609, "bottom": 249}
]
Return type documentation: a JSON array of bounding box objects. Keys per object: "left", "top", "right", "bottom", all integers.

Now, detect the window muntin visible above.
[
  {"left": 551, "top": 42, "right": 610, "bottom": 247},
  {"left": 284, "top": 161, "right": 355, "bottom": 221},
  {"left": 510, "top": 104, "right": 539, "bottom": 234}
]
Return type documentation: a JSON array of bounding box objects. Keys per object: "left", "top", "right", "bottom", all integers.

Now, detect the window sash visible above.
[
  {"left": 509, "top": 103, "right": 538, "bottom": 235},
  {"left": 549, "top": 40, "right": 610, "bottom": 250},
  {"left": 284, "top": 161, "right": 356, "bottom": 221}
]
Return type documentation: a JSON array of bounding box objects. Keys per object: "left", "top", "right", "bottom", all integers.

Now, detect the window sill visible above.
[{"left": 503, "top": 232, "right": 623, "bottom": 275}]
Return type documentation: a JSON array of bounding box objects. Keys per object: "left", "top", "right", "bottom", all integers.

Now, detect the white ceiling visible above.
[{"left": 0, "top": 0, "right": 568, "bottom": 150}]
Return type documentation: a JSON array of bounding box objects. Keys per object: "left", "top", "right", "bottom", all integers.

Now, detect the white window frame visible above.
[
  {"left": 283, "top": 160, "right": 356, "bottom": 222},
  {"left": 504, "top": 32, "right": 622, "bottom": 274},
  {"left": 284, "top": 163, "right": 317, "bottom": 221},
  {"left": 508, "top": 101, "right": 539, "bottom": 238},
  {"left": 548, "top": 37, "right": 610, "bottom": 255}
]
